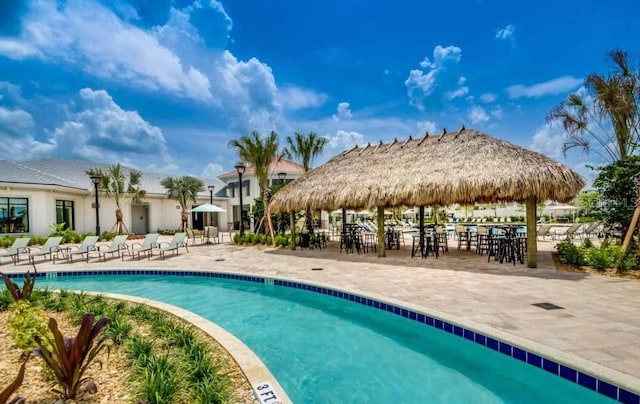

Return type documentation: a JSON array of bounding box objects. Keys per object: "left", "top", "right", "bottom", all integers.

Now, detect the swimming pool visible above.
[{"left": 28, "top": 271, "right": 617, "bottom": 403}]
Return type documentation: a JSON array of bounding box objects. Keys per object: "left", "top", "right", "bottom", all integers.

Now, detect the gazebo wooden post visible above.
[
  {"left": 289, "top": 212, "right": 296, "bottom": 250},
  {"left": 526, "top": 197, "right": 537, "bottom": 268},
  {"left": 377, "top": 206, "right": 386, "bottom": 257},
  {"left": 419, "top": 206, "right": 425, "bottom": 251},
  {"left": 342, "top": 208, "right": 347, "bottom": 235}
]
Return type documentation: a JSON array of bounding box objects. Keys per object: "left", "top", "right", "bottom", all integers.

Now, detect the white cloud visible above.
[
  {"left": 480, "top": 93, "right": 497, "bottom": 103},
  {"left": 0, "top": 106, "right": 54, "bottom": 158},
  {"left": 0, "top": 1, "right": 212, "bottom": 101},
  {"left": 332, "top": 102, "right": 353, "bottom": 121},
  {"left": 325, "top": 130, "right": 365, "bottom": 152},
  {"left": 490, "top": 106, "right": 503, "bottom": 119},
  {"left": 495, "top": 24, "right": 515, "bottom": 41},
  {"left": 529, "top": 122, "right": 566, "bottom": 159},
  {"left": 405, "top": 45, "right": 467, "bottom": 109},
  {"left": 416, "top": 120, "right": 437, "bottom": 135},
  {"left": 201, "top": 162, "right": 224, "bottom": 179},
  {"left": 51, "top": 88, "right": 171, "bottom": 167},
  {"left": 278, "top": 87, "right": 327, "bottom": 110},
  {"left": 468, "top": 106, "right": 490, "bottom": 124},
  {"left": 506, "top": 76, "right": 583, "bottom": 99}
]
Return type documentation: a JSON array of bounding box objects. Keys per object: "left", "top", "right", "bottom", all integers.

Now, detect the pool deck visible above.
[{"left": 4, "top": 235, "right": 640, "bottom": 392}]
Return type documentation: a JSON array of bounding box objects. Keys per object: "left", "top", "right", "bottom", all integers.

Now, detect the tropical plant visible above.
[
  {"left": 0, "top": 360, "right": 27, "bottom": 404},
  {"left": 160, "top": 176, "right": 205, "bottom": 231},
  {"left": 34, "top": 314, "right": 110, "bottom": 399},
  {"left": 547, "top": 49, "right": 639, "bottom": 163},
  {"left": 283, "top": 131, "right": 327, "bottom": 234},
  {"left": 86, "top": 164, "right": 146, "bottom": 234},
  {"left": 229, "top": 131, "right": 282, "bottom": 240},
  {"left": 1, "top": 270, "right": 37, "bottom": 302},
  {"left": 7, "top": 300, "right": 50, "bottom": 352}
]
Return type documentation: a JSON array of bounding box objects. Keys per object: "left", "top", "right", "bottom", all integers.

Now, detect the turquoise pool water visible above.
[{"left": 35, "top": 274, "right": 611, "bottom": 403}]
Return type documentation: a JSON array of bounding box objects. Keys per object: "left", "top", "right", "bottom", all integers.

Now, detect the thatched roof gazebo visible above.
[{"left": 270, "top": 127, "right": 585, "bottom": 267}]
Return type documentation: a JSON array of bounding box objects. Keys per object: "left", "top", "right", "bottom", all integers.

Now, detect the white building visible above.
[
  {"left": 0, "top": 159, "right": 227, "bottom": 236},
  {"left": 217, "top": 159, "right": 305, "bottom": 231}
]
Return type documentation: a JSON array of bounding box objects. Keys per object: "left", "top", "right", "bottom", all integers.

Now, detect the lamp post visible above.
[
  {"left": 234, "top": 162, "right": 246, "bottom": 236},
  {"left": 277, "top": 171, "right": 286, "bottom": 184},
  {"left": 89, "top": 175, "right": 101, "bottom": 236},
  {"left": 207, "top": 185, "right": 215, "bottom": 204}
]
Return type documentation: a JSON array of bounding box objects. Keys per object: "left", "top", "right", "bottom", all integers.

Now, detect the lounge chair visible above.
[
  {"left": 536, "top": 224, "right": 553, "bottom": 240},
  {"left": 56, "top": 236, "right": 99, "bottom": 263},
  {"left": 126, "top": 233, "right": 160, "bottom": 260},
  {"left": 158, "top": 233, "right": 188, "bottom": 259},
  {"left": 27, "top": 236, "right": 63, "bottom": 264},
  {"left": 97, "top": 234, "right": 130, "bottom": 261},
  {"left": 0, "top": 237, "right": 31, "bottom": 265},
  {"left": 563, "top": 223, "right": 585, "bottom": 240},
  {"left": 583, "top": 222, "right": 602, "bottom": 238}
]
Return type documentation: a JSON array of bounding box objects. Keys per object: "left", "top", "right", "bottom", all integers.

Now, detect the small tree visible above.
[
  {"left": 85, "top": 164, "right": 146, "bottom": 234},
  {"left": 160, "top": 176, "right": 204, "bottom": 231}
]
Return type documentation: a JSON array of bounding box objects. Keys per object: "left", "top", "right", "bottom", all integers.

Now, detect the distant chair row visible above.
[
  {"left": 536, "top": 222, "right": 604, "bottom": 241},
  {"left": 0, "top": 233, "right": 189, "bottom": 265}
]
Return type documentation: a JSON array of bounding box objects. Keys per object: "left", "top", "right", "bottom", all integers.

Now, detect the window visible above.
[
  {"left": 56, "top": 200, "right": 75, "bottom": 230},
  {"left": 0, "top": 197, "right": 29, "bottom": 233},
  {"left": 245, "top": 180, "right": 250, "bottom": 196}
]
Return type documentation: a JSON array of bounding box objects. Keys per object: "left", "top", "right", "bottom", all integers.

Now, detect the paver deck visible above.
[{"left": 5, "top": 235, "right": 640, "bottom": 387}]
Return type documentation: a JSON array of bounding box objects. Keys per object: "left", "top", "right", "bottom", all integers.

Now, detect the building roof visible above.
[
  {"left": 270, "top": 127, "right": 585, "bottom": 212},
  {"left": 218, "top": 159, "right": 305, "bottom": 180},
  {"left": 0, "top": 158, "right": 225, "bottom": 197}
]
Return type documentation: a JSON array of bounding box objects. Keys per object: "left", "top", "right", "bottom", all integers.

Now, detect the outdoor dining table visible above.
[{"left": 410, "top": 231, "right": 439, "bottom": 258}]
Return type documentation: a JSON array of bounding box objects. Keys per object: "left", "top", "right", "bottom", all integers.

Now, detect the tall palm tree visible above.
[
  {"left": 283, "top": 131, "right": 328, "bottom": 234},
  {"left": 160, "top": 176, "right": 205, "bottom": 231},
  {"left": 228, "top": 131, "right": 281, "bottom": 238},
  {"left": 547, "top": 49, "right": 639, "bottom": 163},
  {"left": 85, "top": 164, "right": 146, "bottom": 234}
]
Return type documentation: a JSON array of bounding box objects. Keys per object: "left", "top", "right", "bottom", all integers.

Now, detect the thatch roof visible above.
[{"left": 270, "top": 127, "right": 585, "bottom": 213}]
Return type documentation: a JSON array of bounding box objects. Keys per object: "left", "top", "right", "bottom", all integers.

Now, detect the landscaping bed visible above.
[{"left": 1, "top": 284, "right": 256, "bottom": 403}]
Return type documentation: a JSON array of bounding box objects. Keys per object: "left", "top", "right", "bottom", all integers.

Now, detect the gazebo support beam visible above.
[
  {"left": 289, "top": 212, "right": 296, "bottom": 250},
  {"left": 377, "top": 206, "right": 386, "bottom": 257},
  {"left": 419, "top": 206, "right": 425, "bottom": 252},
  {"left": 342, "top": 208, "right": 347, "bottom": 235},
  {"left": 526, "top": 197, "right": 537, "bottom": 268}
]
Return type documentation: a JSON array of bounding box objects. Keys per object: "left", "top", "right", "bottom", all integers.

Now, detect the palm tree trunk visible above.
[{"left": 181, "top": 211, "right": 189, "bottom": 231}]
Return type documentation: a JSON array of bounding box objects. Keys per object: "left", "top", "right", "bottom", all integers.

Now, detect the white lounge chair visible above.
[
  {"left": 158, "top": 233, "right": 188, "bottom": 259},
  {"left": 0, "top": 237, "right": 31, "bottom": 265},
  {"left": 28, "top": 236, "right": 63, "bottom": 264},
  {"left": 126, "top": 233, "right": 160, "bottom": 260},
  {"left": 57, "top": 236, "right": 99, "bottom": 263},
  {"left": 97, "top": 234, "right": 130, "bottom": 261}
]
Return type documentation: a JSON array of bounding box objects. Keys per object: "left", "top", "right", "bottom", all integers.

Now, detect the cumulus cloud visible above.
[
  {"left": 416, "top": 120, "right": 437, "bottom": 135},
  {"left": 50, "top": 88, "right": 171, "bottom": 167},
  {"left": 529, "top": 122, "right": 566, "bottom": 159},
  {"left": 278, "top": 87, "right": 327, "bottom": 111},
  {"left": 480, "top": 93, "right": 497, "bottom": 103},
  {"left": 506, "top": 76, "right": 583, "bottom": 99},
  {"left": 495, "top": 24, "right": 515, "bottom": 41},
  {"left": 325, "top": 130, "right": 365, "bottom": 152},
  {"left": 0, "top": 106, "right": 54, "bottom": 158},
  {"left": 490, "top": 106, "right": 503, "bottom": 119},
  {"left": 0, "top": 1, "right": 212, "bottom": 101},
  {"left": 405, "top": 45, "right": 467, "bottom": 109},
  {"left": 201, "top": 162, "right": 224, "bottom": 179},
  {"left": 468, "top": 106, "right": 490, "bottom": 124},
  {"left": 332, "top": 102, "right": 353, "bottom": 121}
]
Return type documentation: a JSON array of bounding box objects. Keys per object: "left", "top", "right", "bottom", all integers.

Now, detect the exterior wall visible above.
[{"left": 0, "top": 184, "right": 232, "bottom": 236}]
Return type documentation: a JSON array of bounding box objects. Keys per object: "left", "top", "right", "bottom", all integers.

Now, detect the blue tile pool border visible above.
[{"left": 5, "top": 270, "right": 639, "bottom": 403}]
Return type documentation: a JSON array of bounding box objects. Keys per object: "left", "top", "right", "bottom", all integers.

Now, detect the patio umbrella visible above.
[{"left": 188, "top": 204, "right": 226, "bottom": 213}]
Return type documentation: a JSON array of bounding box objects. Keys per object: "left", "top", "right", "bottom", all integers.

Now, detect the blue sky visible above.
[{"left": 0, "top": 0, "right": 638, "bottom": 183}]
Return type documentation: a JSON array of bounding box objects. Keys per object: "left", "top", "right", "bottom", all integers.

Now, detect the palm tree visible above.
[
  {"left": 160, "top": 176, "right": 205, "bottom": 231},
  {"left": 547, "top": 49, "right": 639, "bottom": 163},
  {"left": 228, "top": 131, "right": 281, "bottom": 238},
  {"left": 283, "top": 131, "right": 327, "bottom": 234},
  {"left": 85, "top": 164, "right": 146, "bottom": 234}
]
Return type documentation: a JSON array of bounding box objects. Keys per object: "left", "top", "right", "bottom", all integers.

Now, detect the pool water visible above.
[{"left": 35, "top": 274, "right": 611, "bottom": 403}]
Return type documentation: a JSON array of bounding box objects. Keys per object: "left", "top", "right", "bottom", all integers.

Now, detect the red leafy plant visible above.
[
  {"left": 0, "top": 359, "right": 27, "bottom": 404},
  {"left": 34, "top": 313, "right": 110, "bottom": 399},
  {"left": 1, "top": 270, "right": 37, "bottom": 302}
]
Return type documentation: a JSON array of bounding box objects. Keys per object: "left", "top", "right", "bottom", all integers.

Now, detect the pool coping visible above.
[{"left": 7, "top": 268, "right": 640, "bottom": 403}]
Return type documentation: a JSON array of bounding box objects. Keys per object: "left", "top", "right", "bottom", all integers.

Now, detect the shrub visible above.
[
  {"left": 555, "top": 240, "right": 584, "bottom": 267},
  {"left": 157, "top": 229, "right": 178, "bottom": 235},
  {"left": 245, "top": 233, "right": 256, "bottom": 245},
  {"left": 232, "top": 233, "right": 241, "bottom": 245},
  {"left": 7, "top": 300, "right": 50, "bottom": 352},
  {"left": 29, "top": 236, "right": 49, "bottom": 246},
  {"left": 0, "top": 236, "right": 16, "bottom": 248},
  {"left": 100, "top": 231, "right": 118, "bottom": 241},
  {"left": 584, "top": 245, "right": 623, "bottom": 271},
  {"left": 0, "top": 289, "right": 11, "bottom": 311},
  {"left": 581, "top": 238, "right": 594, "bottom": 248},
  {"left": 34, "top": 314, "right": 110, "bottom": 399},
  {"left": 139, "top": 354, "right": 177, "bottom": 404}
]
